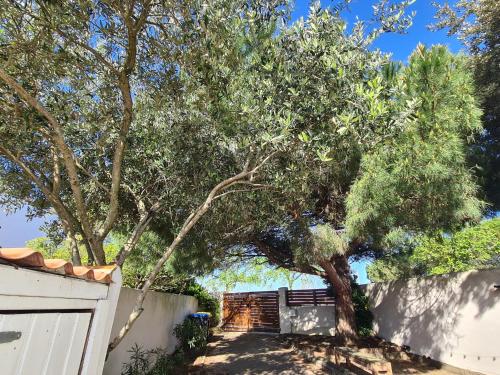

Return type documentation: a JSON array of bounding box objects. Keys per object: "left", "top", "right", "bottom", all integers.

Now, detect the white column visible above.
[
  {"left": 81, "top": 268, "right": 123, "bottom": 375},
  {"left": 278, "top": 287, "right": 292, "bottom": 334}
]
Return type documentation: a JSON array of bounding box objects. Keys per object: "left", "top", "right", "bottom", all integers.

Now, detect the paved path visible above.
[{"left": 196, "top": 332, "right": 327, "bottom": 375}]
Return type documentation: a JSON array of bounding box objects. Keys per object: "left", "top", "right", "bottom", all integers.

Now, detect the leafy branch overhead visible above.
[{"left": 367, "top": 218, "right": 500, "bottom": 282}]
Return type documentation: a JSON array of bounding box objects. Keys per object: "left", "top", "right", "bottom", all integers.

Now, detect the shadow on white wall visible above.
[{"left": 363, "top": 268, "right": 500, "bottom": 375}]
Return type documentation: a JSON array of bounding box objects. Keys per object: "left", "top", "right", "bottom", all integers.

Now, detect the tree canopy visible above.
[
  {"left": 346, "top": 44, "right": 483, "bottom": 243},
  {"left": 219, "top": 43, "right": 483, "bottom": 339},
  {"left": 367, "top": 218, "right": 500, "bottom": 282},
  {"left": 0, "top": 0, "right": 294, "bottom": 349},
  {"left": 0, "top": 0, "right": 485, "bottom": 344},
  {"left": 0, "top": 0, "right": 290, "bottom": 267}
]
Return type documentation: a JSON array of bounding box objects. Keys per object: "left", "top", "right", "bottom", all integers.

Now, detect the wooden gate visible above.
[{"left": 222, "top": 291, "right": 280, "bottom": 333}]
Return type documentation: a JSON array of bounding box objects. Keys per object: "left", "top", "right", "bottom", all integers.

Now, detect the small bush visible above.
[
  {"left": 351, "top": 282, "right": 374, "bottom": 337},
  {"left": 183, "top": 283, "right": 220, "bottom": 327},
  {"left": 173, "top": 317, "right": 208, "bottom": 353},
  {"left": 122, "top": 344, "right": 150, "bottom": 375},
  {"left": 122, "top": 315, "right": 209, "bottom": 375},
  {"left": 121, "top": 344, "right": 176, "bottom": 375},
  {"left": 147, "top": 348, "right": 181, "bottom": 375}
]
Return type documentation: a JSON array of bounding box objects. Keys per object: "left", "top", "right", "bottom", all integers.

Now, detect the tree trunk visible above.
[
  {"left": 319, "top": 255, "right": 358, "bottom": 344},
  {"left": 83, "top": 238, "right": 96, "bottom": 265},
  {"left": 68, "top": 231, "right": 82, "bottom": 266},
  {"left": 90, "top": 239, "right": 106, "bottom": 265}
]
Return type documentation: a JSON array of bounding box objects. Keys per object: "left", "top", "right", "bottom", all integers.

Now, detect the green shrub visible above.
[
  {"left": 183, "top": 283, "right": 220, "bottom": 327},
  {"left": 122, "top": 316, "right": 209, "bottom": 374},
  {"left": 121, "top": 345, "right": 189, "bottom": 375},
  {"left": 147, "top": 348, "right": 183, "bottom": 375},
  {"left": 121, "top": 344, "right": 177, "bottom": 375},
  {"left": 351, "top": 282, "right": 374, "bottom": 337},
  {"left": 173, "top": 317, "right": 208, "bottom": 353},
  {"left": 121, "top": 344, "right": 150, "bottom": 375}
]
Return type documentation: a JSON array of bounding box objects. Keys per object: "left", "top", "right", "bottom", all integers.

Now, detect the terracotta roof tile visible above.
[{"left": 0, "top": 248, "right": 116, "bottom": 284}]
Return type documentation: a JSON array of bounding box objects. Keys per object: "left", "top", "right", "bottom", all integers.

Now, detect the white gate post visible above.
[{"left": 278, "top": 287, "right": 292, "bottom": 334}]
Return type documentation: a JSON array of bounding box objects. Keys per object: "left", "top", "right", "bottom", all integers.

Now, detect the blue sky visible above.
[
  {"left": 292, "top": 0, "right": 462, "bottom": 61},
  {"left": 0, "top": 0, "right": 461, "bottom": 290},
  {"left": 0, "top": 207, "right": 46, "bottom": 248}
]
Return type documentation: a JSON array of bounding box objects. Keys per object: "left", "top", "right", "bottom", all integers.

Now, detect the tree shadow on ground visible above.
[{"left": 199, "top": 332, "right": 321, "bottom": 374}]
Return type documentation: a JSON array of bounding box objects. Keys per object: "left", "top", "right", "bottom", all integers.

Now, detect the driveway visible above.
[{"left": 194, "top": 332, "right": 327, "bottom": 374}]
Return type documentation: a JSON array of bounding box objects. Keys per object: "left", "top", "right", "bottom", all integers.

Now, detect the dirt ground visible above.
[
  {"left": 190, "top": 332, "right": 480, "bottom": 375},
  {"left": 191, "top": 332, "right": 325, "bottom": 374},
  {"left": 280, "top": 335, "right": 483, "bottom": 375}
]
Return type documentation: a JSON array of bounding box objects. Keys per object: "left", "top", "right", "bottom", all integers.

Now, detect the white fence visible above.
[
  {"left": 103, "top": 288, "right": 198, "bottom": 375},
  {"left": 363, "top": 268, "right": 500, "bottom": 375},
  {"left": 278, "top": 287, "right": 336, "bottom": 336}
]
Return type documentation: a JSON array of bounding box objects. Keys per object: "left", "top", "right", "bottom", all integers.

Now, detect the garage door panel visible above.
[
  {"left": 0, "top": 313, "right": 37, "bottom": 375},
  {"left": 0, "top": 311, "right": 92, "bottom": 375},
  {"left": 45, "top": 313, "right": 92, "bottom": 375}
]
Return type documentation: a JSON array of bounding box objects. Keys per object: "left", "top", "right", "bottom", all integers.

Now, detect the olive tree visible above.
[{"left": 0, "top": 0, "right": 289, "bottom": 351}]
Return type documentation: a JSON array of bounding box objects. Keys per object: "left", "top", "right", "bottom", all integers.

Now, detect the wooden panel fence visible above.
[
  {"left": 222, "top": 291, "right": 280, "bottom": 333},
  {"left": 286, "top": 288, "right": 335, "bottom": 307}
]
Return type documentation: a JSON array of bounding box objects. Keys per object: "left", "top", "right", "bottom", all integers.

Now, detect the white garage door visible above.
[{"left": 0, "top": 311, "right": 92, "bottom": 375}]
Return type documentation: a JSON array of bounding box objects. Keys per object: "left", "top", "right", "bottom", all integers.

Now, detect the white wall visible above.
[
  {"left": 103, "top": 288, "right": 198, "bottom": 375},
  {"left": 278, "top": 287, "right": 336, "bottom": 336},
  {"left": 363, "top": 268, "right": 500, "bottom": 375}
]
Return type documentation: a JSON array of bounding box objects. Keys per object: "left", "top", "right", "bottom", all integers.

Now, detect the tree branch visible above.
[
  {"left": 67, "top": 229, "right": 82, "bottom": 266},
  {"left": 98, "top": 1, "right": 152, "bottom": 239},
  {"left": 52, "top": 148, "right": 61, "bottom": 195},
  {"left": 0, "top": 67, "right": 95, "bottom": 253},
  {"left": 0, "top": 145, "right": 84, "bottom": 262},
  {"left": 251, "top": 236, "right": 326, "bottom": 278},
  {"left": 213, "top": 184, "right": 272, "bottom": 200},
  {"left": 55, "top": 28, "right": 119, "bottom": 75},
  {"left": 121, "top": 180, "right": 147, "bottom": 216},
  {"left": 108, "top": 153, "right": 276, "bottom": 353},
  {"left": 74, "top": 158, "right": 110, "bottom": 193},
  {"left": 114, "top": 201, "right": 162, "bottom": 267}
]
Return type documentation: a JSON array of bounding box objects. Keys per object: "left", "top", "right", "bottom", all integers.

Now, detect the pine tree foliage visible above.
[
  {"left": 432, "top": 0, "right": 500, "bottom": 210},
  {"left": 346, "top": 45, "right": 483, "bottom": 243}
]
